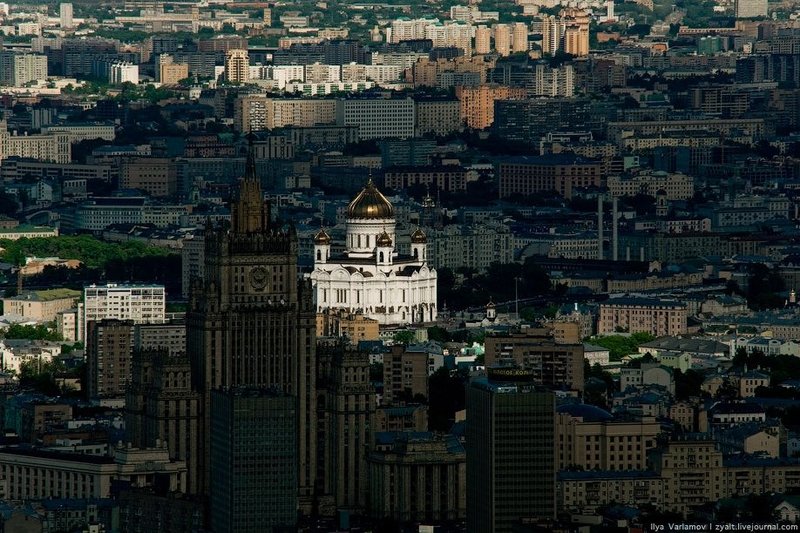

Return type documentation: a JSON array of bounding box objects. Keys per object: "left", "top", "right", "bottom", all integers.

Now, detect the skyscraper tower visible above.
[
  {"left": 466, "top": 366, "right": 556, "bottom": 532},
  {"left": 187, "top": 134, "right": 317, "bottom": 510}
]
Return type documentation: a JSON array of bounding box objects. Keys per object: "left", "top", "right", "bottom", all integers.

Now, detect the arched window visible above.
[
  {"left": 379, "top": 252, "right": 385, "bottom": 263},
  {"left": 316, "top": 250, "right": 321, "bottom": 260},
  {"left": 413, "top": 248, "right": 418, "bottom": 258}
]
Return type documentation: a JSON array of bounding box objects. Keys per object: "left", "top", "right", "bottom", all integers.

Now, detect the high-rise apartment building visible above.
[
  {"left": 466, "top": 367, "right": 556, "bottom": 532},
  {"left": 59, "top": 3, "right": 74, "bottom": 29},
  {"left": 456, "top": 84, "right": 526, "bottom": 129},
  {"left": 86, "top": 319, "right": 134, "bottom": 399},
  {"left": 187, "top": 135, "right": 317, "bottom": 510},
  {"left": 541, "top": 16, "right": 565, "bottom": 56},
  {"left": 210, "top": 387, "right": 297, "bottom": 533},
  {"left": 512, "top": 22, "right": 529, "bottom": 53},
  {"left": 0, "top": 52, "right": 48, "bottom": 87},
  {"left": 82, "top": 284, "right": 166, "bottom": 343},
  {"left": 475, "top": 25, "right": 491, "bottom": 55},
  {"left": 382, "top": 344, "right": 429, "bottom": 405},
  {"left": 493, "top": 23, "right": 511, "bottom": 56},
  {"left": 224, "top": 49, "right": 249, "bottom": 83}
]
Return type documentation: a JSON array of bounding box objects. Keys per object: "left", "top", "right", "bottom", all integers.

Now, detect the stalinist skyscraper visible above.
[{"left": 187, "top": 133, "right": 317, "bottom": 510}]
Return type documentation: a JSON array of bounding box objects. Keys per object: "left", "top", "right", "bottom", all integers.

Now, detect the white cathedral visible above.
[{"left": 309, "top": 179, "right": 438, "bottom": 326}]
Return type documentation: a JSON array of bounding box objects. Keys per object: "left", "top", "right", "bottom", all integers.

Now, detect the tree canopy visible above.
[{"left": 0, "top": 235, "right": 173, "bottom": 269}]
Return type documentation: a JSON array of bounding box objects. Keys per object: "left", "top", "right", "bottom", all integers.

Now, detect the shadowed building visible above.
[
  {"left": 187, "top": 134, "right": 317, "bottom": 511},
  {"left": 466, "top": 367, "right": 556, "bottom": 532}
]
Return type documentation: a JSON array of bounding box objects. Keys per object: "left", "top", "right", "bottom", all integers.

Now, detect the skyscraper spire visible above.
[
  {"left": 232, "top": 132, "right": 270, "bottom": 233},
  {"left": 244, "top": 131, "right": 257, "bottom": 182}
]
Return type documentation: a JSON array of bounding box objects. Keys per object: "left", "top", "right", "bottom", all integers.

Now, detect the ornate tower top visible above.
[
  {"left": 232, "top": 132, "right": 270, "bottom": 234},
  {"left": 347, "top": 178, "right": 394, "bottom": 220}
]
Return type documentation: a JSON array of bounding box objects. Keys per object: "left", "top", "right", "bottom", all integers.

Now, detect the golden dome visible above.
[
  {"left": 313, "top": 228, "right": 331, "bottom": 245},
  {"left": 411, "top": 227, "right": 427, "bottom": 243},
  {"left": 376, "top": 230, "right": 393, "bottom": 247},
  {"left": 347, "top": 178, "right": 394, "bottom": 220}
]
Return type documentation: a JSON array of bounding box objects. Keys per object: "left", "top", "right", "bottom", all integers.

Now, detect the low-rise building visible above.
[
  {"left": 0, "top": 444, "right": 187, "bottom": 500},
  {"left": 598, "top": 297, "right": 688, "bottom": 337},
  {"left": 367, "top": 431, "right": 465, "bottom": 522},
  {"left": 2, "top": 289, "right": 81, "bottom": 322}
]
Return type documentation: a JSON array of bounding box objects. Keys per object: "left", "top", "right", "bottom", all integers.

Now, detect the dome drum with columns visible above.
[{"left": 309, "top": 180, "right": 437, "bottom": 326}]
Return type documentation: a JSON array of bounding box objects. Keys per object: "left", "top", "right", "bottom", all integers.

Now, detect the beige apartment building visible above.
[
  {"left": 382, "top": 344, "right": 429, "bottom": 405},
  {"left": 598, "top": 297, "right": 688, "bottom": 336},
  {"left": 119, "top": 157, "right": 178, "bottom": 197},
  {"left": 2, "top": 289, "right": 80, "bottom": 322},
  {"left": 455, "top": 84, "right": 526, "bottom": 129},
  {"left": 561, "top": 436, "right": 800, "bottom": 516},
  {"left": 484, "top": 329, "right": 585, "bottom": 392},
  {"left": 316, "top": 309, "right": 380, "bottom": 343},
  {"left": 234, "top": 95, "right": 337, "bottom": 132},
  {"left": 158, "top": 55, "right": 189, "bottom": 85},
  {"left": 224, "top": 48, "right": 249, "bottom": 83},
  {"left": 607, "top": 171, "right": 695, "bottom": 200},
  {"left": 556, "top": 405, "right": 661, "bottom": 471}
]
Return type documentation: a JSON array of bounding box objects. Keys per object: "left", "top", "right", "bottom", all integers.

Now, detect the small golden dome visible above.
[
  {"left": 411, "top": 227, "right": 427, "bottom": 244},
  {"left": 376, "top": 230, "right": 393, "bottom": 247},
  {"left": 347, "top": 178, "right": 394, "bottom": 220},
  {"left": 313, "top": 228, "right": 331, "bottom": 245}
]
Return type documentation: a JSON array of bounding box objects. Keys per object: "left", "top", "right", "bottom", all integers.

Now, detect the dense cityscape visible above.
[{"left": 0, "top": 0, "right": 798, "bottom": 531}]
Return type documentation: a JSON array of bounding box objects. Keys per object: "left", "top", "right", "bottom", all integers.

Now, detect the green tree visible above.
[{"left": 393, "top": 330, "right": 415, "bottom": 345}]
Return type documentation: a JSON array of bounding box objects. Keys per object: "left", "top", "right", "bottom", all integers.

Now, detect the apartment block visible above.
[
  {"left": 335, "top": 97, "right": 415, "bottom": 140},
  {"left": 234, "top": 95, "right": 337, "bottom": 132},
  {"left": 2, "top": 289, "right": 80, "bottom": 322},
  {"left": 598, "top": 297, "right": 688, "bottom": 336},
  {"left": 120, "top": 157, "right": 178, "bottom": 197},
  {"left": 82, "top": 284, "right": 166, "bottom": 343},
  {"left": 456, "top": 84, "right": 526, "bottom": 129},
  {"left": 382, "top": 344, "right": 429, "bottom": 405},
  {"left": 86, "top": 319, "right": 134, "bottom": 399},
  {"left": 497, "top": 154, "right": 603, "bottom": 200},
  {"left": 484, "top": 329, "right": 584, "bottom": 392}
]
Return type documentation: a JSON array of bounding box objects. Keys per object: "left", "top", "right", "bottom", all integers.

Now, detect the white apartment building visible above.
[
  {"left": 109, "top": 62, "right": 139, "bottom": 85},
  {"left": 388, "top": 18, "right": 439, "bottom": 43},
  {"left": 335, "top": 97, "right": 415, "bottom": 140},
  {"left": 82, "top": 284, "right": 166, "bottom": 343},
  {"left": 0, "top": 127, "right": 70, "bottom": 163},
  {"left": 0, "top": 52, "right": 47, "bottom": 87},
  {"left": 533, "top": 63, "right": 574, "bottom": 97},
  {"left": 42, "top": 123, "right": 116, "bottom": 144},
  {"left": 424, "top": 22, "right": 474, "bottom": 56}
]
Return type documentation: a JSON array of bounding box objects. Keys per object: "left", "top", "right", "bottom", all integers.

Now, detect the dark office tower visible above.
[
  {"left": 317, "top": 341, "right": 376, "bottom": 514},
  {"left": 210, "top": 387, "right": 297, "bottom": 533},
  {"left": 466, "top": 367, "right": 556, "bottom": 533},
  {"left": 187, "top": 134, "right": 317, "bottom": 509},
  {"left": 126, "top": 349, "right": 201, "bottom": 494}
]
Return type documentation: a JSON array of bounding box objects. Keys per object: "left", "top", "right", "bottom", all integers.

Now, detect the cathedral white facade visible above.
[{"left": 309, "top": 179, "right": 438, "bottom": 326}]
